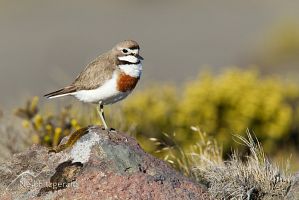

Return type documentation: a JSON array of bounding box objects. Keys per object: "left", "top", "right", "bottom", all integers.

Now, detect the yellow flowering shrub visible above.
[
  {"left": 117, "top": 85, "right": 178, "bottom": 152},
  {"left": 15, "top": 69, "right": 299, "bottom": 157},
  {"left": 178, "top": 70, "right": 298, "bottom": 153},
  {"left": 119, "top": 69, "right": 299, "bottom": 154},
  {"left": 15, "top": 97, "right": 81, "bottom": 147}
]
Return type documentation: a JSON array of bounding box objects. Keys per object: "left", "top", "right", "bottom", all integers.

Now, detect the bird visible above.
[{"left": 44, "top": 40, "right": 143, "bottom": 130}]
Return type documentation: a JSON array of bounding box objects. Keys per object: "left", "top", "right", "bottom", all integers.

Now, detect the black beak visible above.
[{"left": 136, "top": 54, "right": 144, "bottom": 60}]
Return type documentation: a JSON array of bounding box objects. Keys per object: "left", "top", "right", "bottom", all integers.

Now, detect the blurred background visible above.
[{"left": 1, "top": 0, "right": 299, "bottom": 171}]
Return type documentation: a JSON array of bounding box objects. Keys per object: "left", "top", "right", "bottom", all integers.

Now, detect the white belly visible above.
[
  {"left": 73, "top": 73, "right": 130, "bottom": 105},
  {"left": 73, "top": 63, "right": 142, "bottom": 105}
]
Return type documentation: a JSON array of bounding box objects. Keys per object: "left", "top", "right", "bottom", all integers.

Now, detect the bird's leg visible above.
[{"left": 97, "top": 102, "right": 108, "bottom": 130}]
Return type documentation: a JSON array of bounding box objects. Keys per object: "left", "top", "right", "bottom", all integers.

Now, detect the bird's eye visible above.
[{"left": 122, "top": 49, "right": 128, "bottom": 53}]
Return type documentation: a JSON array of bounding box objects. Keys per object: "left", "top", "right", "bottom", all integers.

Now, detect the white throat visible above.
[{"left": 119, "top": 63, "right": 142, "bottom": 78}]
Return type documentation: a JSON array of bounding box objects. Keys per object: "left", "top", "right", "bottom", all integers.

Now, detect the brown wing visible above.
[
  {"left": 71, "top": 52, "right": 117, "bottom": 90},
  {"left": 44, "top": 52, "right": 116, "bottom": 99},
  {"left": 44, "top": 85, "right": 77, "bottom": 98}
]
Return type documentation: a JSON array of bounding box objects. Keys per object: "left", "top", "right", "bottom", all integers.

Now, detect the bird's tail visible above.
[{"left": 44, "top": 86, "right": 77, "bottom": 99}]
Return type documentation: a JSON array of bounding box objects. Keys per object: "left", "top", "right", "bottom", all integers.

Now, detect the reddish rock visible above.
[{"left": 0, "top": 126, "right": 210, "bottom": 200}]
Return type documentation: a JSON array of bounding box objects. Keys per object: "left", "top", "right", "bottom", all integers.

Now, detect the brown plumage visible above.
[
  {"left": 117, "top": 73, "right": 139, "bottom": 92},
  {"left": 44, "top": 86, "right": 77, "bottom": 98},
  {"left": 44, "top": 40, "right": 143, "bottom": 130},
  {"left": 44, "top": 40, "right": 141, "bottom": 98},
  {"left": 71, "top": 52, "right": 117, "bottom": 90}
]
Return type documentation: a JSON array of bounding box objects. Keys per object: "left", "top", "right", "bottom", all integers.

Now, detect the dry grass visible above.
[{"left": 153, "top": 127, "right": 293, "bottom": 200}]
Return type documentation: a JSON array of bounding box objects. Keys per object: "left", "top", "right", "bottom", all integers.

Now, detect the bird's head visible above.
[{"left": 112, "top": 40, "right": 143, "bottom": 64}]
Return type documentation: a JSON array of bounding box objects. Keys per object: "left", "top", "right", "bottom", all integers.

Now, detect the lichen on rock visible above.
[{"left": 0, "top": 126, "right": 210, "bottom": 200}]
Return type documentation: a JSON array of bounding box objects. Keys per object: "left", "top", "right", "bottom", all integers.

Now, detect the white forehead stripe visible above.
[
  {"left": 118, "top": 55, "right": 139, "bottom": 63},
  {"left": 130, "top": 49, "right": 139, "bottom": 54}
]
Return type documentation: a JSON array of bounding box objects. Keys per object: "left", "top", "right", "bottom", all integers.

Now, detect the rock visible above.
[{"left": 0, "top": 126, "right": 210, "bottom": 200}]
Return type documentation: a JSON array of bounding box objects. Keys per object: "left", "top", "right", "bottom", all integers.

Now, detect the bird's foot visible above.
[
  {"left": 108, "top": 127, "right": 117, "bottom": 132},
  {"left": 102, "top": 127, "right": 124, "bottom": 143},
  {"left": 100, "top": 125, "right": 116, "bottom": 132}
]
